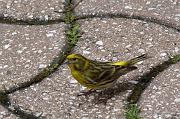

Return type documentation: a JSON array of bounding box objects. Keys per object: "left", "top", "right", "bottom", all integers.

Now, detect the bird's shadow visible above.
[
  {"left": 87, "top": 81, "right": 136, "bottom": 105},
  {"left": 92, "top": 82, "right": 134, "bottom": 105},
  {"left": 0, "top": 91, "right": 44, "bottom": 119},
  {"left": 81, "top": 54, "right": 180, "bottom": 105}
]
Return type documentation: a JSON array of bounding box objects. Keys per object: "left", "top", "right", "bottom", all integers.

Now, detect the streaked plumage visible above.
[{"left": 66, "top": 54, "right": 148, "bottom": 90}]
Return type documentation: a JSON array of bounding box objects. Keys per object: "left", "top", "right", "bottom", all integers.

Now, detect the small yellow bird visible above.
[{"left": 66, "top": 54, "right": 148, "bottom": 95}]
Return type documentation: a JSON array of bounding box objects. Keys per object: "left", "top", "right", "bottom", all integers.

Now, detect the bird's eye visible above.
[{"left": 72, "top": 58, "right": 77, "bottom": 61}]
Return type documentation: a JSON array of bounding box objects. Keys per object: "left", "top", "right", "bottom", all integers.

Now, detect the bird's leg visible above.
[{"left": 77, "top": 89, "right": 96, "bottom": 97}]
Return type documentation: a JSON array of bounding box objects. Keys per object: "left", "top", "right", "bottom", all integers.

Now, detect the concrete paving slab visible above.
[
  {"left": 0, "top": 0, "right": 65, "bottom": 20},
  {"left": 140, "top": 62, "right": 180, "bottom": 119},
  {"left": 0, "top": 0, "right": 180, "bottom": 119},
  {"left": 75, "top": 0, "right": 180, "bottom": 26},
  {"left": 77, "top": 18, "right": 179, "bottom": 61},
  {"left": 3, "top": 18, "right": 179, "bottom": 119},
  {"left": 9, "top": 65, "right": 128, "bottom": 119},
  {"left": 72, "top": 18, "right": 180, "bottom": 118},
  {"left": 0, "top": 23, "right": 65, "bottom": 90},
  {"left": 0, "top": 105, "right": 16, "bottom": 119},
  {"left": 0, "top": 105, "right": 10, "bottom": 119}
]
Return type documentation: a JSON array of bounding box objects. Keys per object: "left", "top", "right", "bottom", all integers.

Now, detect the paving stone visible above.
[
  {"left": 75, "top": 0, "right": 180, "bottom": 26},
  {"left": 140, "top": 63, "right": 180, "bottom": 119},
  {"left": 0, "top": 0, "right": 65, "bottom": 20},
  {"left": 0, "top": 106, "right": 11, "bottom": 119},
  {"left": 0, "top": 23, "right": 65, "bottom": 90},
  {"left": 77, "top": 18, "right": 179, "bottom": 62},
  {"left": 0, "top": 0, "right": 180, "bottom": 119},
  {"left": 5, "top": 18, "right": 179, "bottom": 119},
  {"left": 9, "top": 65, "right": 127, "bottom": 119},
  {"left": 74, "top": 18, "right": 180, "bottom": 118}
]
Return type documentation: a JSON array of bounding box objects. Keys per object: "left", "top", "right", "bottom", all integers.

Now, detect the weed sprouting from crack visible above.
[
  {"left": 0, "top": 0, "right": 83, "bottom": 118},
  {"left": 2, "top": 0, "right": 82, "bottom": 94},
  {"left": 0, "top": 0, "right": 179, "bottom": 118},
  {"left": 125, "top": 104, "right": 141, "bottom": 119},
  {"left": 66, "top": 23, "right": 81, "bottom": 45},
  {"left": 127, "top": 54, "right": 180, "bottom": 104},
  {"left": 124, "top": 54, "right": 180, "bottom": 119}
]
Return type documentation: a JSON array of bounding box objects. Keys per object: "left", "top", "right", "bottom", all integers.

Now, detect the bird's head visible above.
[{"left": 66, "top": 54, "right": 88, "bottom": 71}]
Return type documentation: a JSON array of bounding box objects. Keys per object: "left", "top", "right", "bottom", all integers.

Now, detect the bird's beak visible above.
[{"left": 63, "top": 60, "right": 69, "bottom": 65}]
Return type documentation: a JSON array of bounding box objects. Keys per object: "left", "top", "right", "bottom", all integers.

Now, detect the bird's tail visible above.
[{"left": 128, "top": 54, "right": 148, "bottom": 65}]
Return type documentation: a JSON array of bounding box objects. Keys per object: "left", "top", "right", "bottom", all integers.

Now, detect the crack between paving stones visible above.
[{"left": 0, "top": 0, "right": 81, "bottom": 118}]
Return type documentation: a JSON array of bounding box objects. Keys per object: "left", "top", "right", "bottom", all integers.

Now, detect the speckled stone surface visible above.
[
  {"left": 140, "top": 63, "right": 180, "bottom": 119},
  {"left": 0, "top": 0, "right": 65, "bottom": 19},
  {"left": 9, "top": 65, "right": 128, "bottom": 119},
  {"left": 76, "top": 18, "right": 180, "bottom": 119},
  {"left": 0, "top": 0, "right": 180, "bottom": 119},
  {"left": 75, "top": 0, "right": 180, "bottom": 26},
  {"left": 0, "top": 23, "right": 65, "bottom": 90},
  {"left": 0, "top": 105, "right": 16, "bottom": 119}
]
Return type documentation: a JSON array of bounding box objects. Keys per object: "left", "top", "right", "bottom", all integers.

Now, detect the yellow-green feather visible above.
[
  {"left": 111, "top": 61, "right": 129, "bottom": 66},
  {"left": 67, "top": 53, "right": 148, "bottom": 89}
]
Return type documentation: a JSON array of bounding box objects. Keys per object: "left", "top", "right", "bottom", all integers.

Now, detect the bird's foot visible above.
[{"left": 77, "top": 89, "right": 96, "bottom": 97}]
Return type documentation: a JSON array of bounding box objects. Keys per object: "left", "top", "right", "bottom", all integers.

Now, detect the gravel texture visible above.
[
  {"left": 75, "top": 0, "right": 180, "bottom": 26},
  {"left": 0, "top": 0, "right": 65, "bottom": 20},
  {"left": 0, "top": 23, "right": 65, "bottom": 90},
  {"left": 0, "top": 0, "right": 180, "bottom": 119}
]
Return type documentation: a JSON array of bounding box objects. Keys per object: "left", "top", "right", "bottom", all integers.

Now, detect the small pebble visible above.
[
  {"left": 96, "top": 41, "right": 103, "bottom": 46},
  {"left": 69, "top": 79, "right": 77, "bottom": 84},
  {"left": 138, "top": 49, "right": 145, "bottom": 53},
  {"left": 83, "top": 50, "right": 91, "bottom": 54},
  {"left": 4, "top": 44, "right": 11, "bottom": 49},
  {"left": 46, "top": 33, "right": 54, "bottom": 37},
  {"left": 38, "top": 64, "right": 47, "bottom": 69},
  {"left": 174, "top": 98, "right": 180, "bottom": 103},
  {"left": 160, "top": 52, "right": 167, "bottom": 57}
]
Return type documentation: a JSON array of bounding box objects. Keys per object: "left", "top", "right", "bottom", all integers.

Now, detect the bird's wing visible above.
[
  {"left": 113, "top": 66, "right": 137, "bottom": 79},
  {"left": 94, "top": 67, "right": 116, "bottom": 83},
  {"left": 84, "top": 62, "right": 116, "bottom": 84}
]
